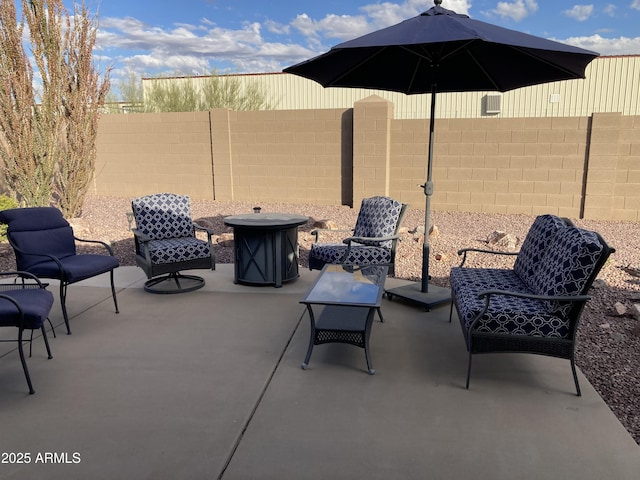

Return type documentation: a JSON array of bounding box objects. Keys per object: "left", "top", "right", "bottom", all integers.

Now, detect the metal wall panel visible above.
[{"left": 141, "top": 56, "right": 640, "bottom": 119}]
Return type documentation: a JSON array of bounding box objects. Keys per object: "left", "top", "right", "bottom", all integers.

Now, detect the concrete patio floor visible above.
[{"left": 1, "top": 265, "right": 639, "bottom": 480}]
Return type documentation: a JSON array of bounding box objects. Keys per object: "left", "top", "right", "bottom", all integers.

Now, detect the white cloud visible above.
[
  {"left": 564, "top": 4, "right": 594, "bottom": 21},
  {"left": 558, "top": 33, "right": 640, "bottom": 55},
  {"left": 265, "top": 20, "right": 290, "bottom": 35},
  {"left": 632, "top": 1, "right": 640, "bottom": 12},
  {"left": 291, "top": 12, "right": 371, "bottom": 43},
  {"left": 487, "top": 0, "right": 539, "bottom": 22},
  {"left": 97, "top": 15, "right": 315, "bottom": 78},
  {"left": 603, "top": 4, "right": 617, "bottom": 16}
]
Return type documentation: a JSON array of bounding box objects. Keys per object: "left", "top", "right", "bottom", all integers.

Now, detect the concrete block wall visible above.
[
  {"left": 585, "top": 113, "right": 640, "bottom": 221},
  {"left": 93, "top": 97, "right": 640, "bottom": 221},
  {"left": 95, "top": 112, "right": 214, "bottom": 200},
  {"left": 213, "top": 107, "right": 351, "bottom": 205}
]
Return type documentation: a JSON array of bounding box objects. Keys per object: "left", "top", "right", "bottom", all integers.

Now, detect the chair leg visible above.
[
  {"left": 28, "top": 325, "right": 54, "bottom": 360},
  {"left": 466, "top": 352, "right": 473, "bottom": 389},
  {"left": 570, "top": 357, "right": 582, "bottom": 397},
  {"left": 18, "top": 328, "right": 35, "bottom": 395},
  {"left": 47, "top": 318, "right": 57, "bottom": 338},
  {"left": 449, "top": 301, "right": 454, "bottom": 323},
  {"left": 110, "top": 270, "right": 119, "bottom": 314},
  {"left": 59, "top": 282, "right": 71, "bottom": 335},
  {"left": 41, "top": 326, "right": 53, "bottom": 360},
  {"left": 376, "top": 307, "right": 384, "bottom": 323}
]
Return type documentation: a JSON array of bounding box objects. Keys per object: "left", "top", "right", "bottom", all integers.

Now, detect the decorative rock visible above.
[
  {"left": 487, "top": 230, "right": 519, "bottom": 251},
  {"left": 412, "top": 225, "right": 438, "bottom": 244},
  {"left": 592, "top": 278, "right": 607, "bottom": 289},
  {"left": 600, "top": 323, "right": 611, "bottom": 329},
  {"left": 68, "top": 218, "right": 92, "bottom": 238},
  {"left": 614, "top": 302, "right": 628, "bottom": 316},
  {"left": 610, "top": 332, "right": 626, "bottom": 342},
  {"left": 217, "top": 233, "right": 234, "bottom": 247},
  {"left": 632, "top": 304, "right": 640, "bottom": 320},
  {"left": 312, "top": 219, "right": 339, "bottom": 230}
]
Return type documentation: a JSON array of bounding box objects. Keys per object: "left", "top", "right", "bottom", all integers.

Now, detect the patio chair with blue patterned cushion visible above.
[
  {"left": 131, "top": 193, "right": 216, "bottom": 294},
  {"left": 0, "top": 207, "right": 120, "bottom": 335},
  {"left": 309, "top": 196, "right": 408, "bottom": 277},
  {"left": 0, "top": 271, "right": 54, "bottom": 394}
]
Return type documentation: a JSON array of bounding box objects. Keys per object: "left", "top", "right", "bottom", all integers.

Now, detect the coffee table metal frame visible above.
[{"left": 299, "top": 264, "right": 389, "bottom": 375}]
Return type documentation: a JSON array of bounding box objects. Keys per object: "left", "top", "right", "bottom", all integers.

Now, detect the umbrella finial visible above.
[{"left": 434, "top": 0, "right": 442, "bottom": 5}]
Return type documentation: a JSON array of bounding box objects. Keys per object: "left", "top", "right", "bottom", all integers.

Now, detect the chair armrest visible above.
[
  {"left": 193, "top": 222, "right": 215, "bottom": 237},
  {"left": 478, "top": 289, "right": 591, "bottom": 303},
  {"left": 311, "top": 228, "right": 353, "bottom": 242},
  {"left": 0, "top": 271, "right": 48, "bottom": 290},
  {"left": 131, "top": 228, "right": 152, "bottom": 243},
  {"left": 74, "top": 236, "right": 115, "bottom": 256},
  {"left": 457, "top": 247, "right": 518, "bottom": 267},
  {"left": 5, "top": 239, "right": 64, "bottom": 270},
  {"left": 343, "top": 235, "right": 399, "bottom": 246}
]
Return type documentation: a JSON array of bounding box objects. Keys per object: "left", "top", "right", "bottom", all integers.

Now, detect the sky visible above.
[{"left": 74, "top": 0, "right": 640, "bottom": 92}]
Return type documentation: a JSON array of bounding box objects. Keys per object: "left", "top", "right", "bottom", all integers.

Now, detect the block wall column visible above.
[
  {"left": 210, "top": 108, "right": 235, "bottom": 201},
  {"left": 353, "top": 96, "right": 393, "bottom": 206},
  {"left": 583, "top": 113, "right": 621, "bottom": 220}
]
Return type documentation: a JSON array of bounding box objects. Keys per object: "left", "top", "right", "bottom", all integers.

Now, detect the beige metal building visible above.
[{"left": 142, "top": 55, "right": 640, "bottom": 119}]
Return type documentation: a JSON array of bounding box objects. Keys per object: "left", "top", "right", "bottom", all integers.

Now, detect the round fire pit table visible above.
[{"left": 223, "top": 213, "right": 309, "bottom": 287}]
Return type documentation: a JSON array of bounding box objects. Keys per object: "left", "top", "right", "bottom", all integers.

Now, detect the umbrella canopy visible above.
[
  {"left": 284, "top": 0, "right": 599, "bottom": 308},
  {"left": 284, "top": 1, "right": 598, "bottom": 94}
]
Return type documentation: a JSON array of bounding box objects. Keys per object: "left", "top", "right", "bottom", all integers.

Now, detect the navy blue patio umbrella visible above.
[{"left": 284, "top": 0, "right": 598, "bottom": 309}]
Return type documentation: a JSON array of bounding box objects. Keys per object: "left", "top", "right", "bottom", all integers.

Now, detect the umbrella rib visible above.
[
  {"left": 328, "top": 47, "right": 389, "bottom": 86},
  {"left": 507, "top": 44, "right": 588, "bottom": 79},
  {"left": 464, "top": 50, "right": 503, "bottom": 91}
]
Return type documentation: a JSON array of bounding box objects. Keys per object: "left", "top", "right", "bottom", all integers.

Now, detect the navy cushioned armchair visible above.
[
  {"left": 0, "top": 207, "right": 120, "bottom": 334},
  {"left": 131, "top": 193, "right": 216, "bottom": 293},
  {"left": 0, "top": 271, "right": 55, "bottom": 394},
  {"left": 309, "top": 196, "right": 408, "bottom": 276}
]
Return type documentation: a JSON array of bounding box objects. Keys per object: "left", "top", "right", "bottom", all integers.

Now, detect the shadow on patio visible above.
[{"left": 1, "top": 266, "right": 639, "bottom": 480}]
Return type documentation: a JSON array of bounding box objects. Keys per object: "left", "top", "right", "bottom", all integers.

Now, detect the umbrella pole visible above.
[
  {"left": 384, "top": 83, "right": 451, "bottom": 311},
  {"left": 421, "top": 84, "right": 437, "bottom": 293}
]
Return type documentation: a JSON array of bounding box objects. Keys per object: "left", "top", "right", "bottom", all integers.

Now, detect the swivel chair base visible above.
[{"left": 144, "top": 272, "right": 205, "bottom": 294}]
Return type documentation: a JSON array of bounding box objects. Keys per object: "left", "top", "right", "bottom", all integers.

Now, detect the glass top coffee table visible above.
[{"left": 299, "top": 264, "right": 389, "bottom": 375}]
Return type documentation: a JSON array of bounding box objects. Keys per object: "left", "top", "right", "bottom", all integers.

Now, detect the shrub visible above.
[{"left": 0, "top": 195, "right": 18, "bottom": 241}]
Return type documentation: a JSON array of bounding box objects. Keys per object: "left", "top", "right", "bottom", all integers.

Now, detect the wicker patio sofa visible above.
[{"left": 449, "top": 214, "right": 615, "bottom": 395}]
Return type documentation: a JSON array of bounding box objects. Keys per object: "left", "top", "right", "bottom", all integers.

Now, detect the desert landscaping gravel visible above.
[{"left": 1, "top": 195, "right": 638, "bottom": 444}]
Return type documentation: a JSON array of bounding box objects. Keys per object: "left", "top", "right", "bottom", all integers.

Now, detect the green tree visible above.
[
  {"left": 143, "top": 70, "right": 275, "bottom": 113},
  {"left": 0, "top": 0, "right": 110, "bottom": 217},
  {"left": 105, "top": 70, "right": 144, "bottom": 113}
]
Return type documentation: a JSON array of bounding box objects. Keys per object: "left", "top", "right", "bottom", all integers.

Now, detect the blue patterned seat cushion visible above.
[
  {"left": 450, "top": 267, "right": 570, "bottom": 338},
  {"left": 140, "top": 237, "right": 211, "bottom": 265},
  {"left": 310, "top": 243, "right": 391, "bottom": 266}
]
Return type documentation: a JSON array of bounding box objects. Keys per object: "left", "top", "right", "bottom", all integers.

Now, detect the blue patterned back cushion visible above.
[
  {"left": 513, "top": 214, "right": 568, "bottom": 288},
  {"left": 529, "top": 227, "right": 604, "bottom": 316},
  {"left": 132, "top": 193, "right": 194, "bottom": 240},
  {"left": 352, "top": 196, "right": 403, "bottom": 248}
]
